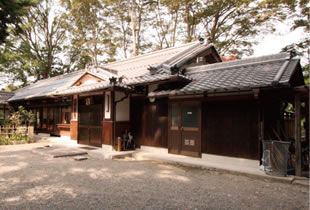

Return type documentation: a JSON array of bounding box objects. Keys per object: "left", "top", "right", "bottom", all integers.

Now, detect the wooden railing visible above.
[{"left": 0, "top": 126, "right": 34, "bottom": 139}]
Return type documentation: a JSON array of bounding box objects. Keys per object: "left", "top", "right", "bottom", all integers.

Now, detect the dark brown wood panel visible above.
[
  {"left": 202, "top": 100, "right": 259, "bottom": 160},
  {"left": 115, "top": 121, "right": 130, "bottom": 139},
  {"left": 168, "top": 102, "right": 201, "bottom": 157},
  {"left": 78, "top": 103, "right": 102, "bottom": 147},
  {"left": 131, "top": 97, "right": 168, "bottom": 148},
  {"left": 102, "top": 122, "right": 112, "bottom": 145},
  {"left": 70, "top": 121, "right": 78, "bottom": 140}
]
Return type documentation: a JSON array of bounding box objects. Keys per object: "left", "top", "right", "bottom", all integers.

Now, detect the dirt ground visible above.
[{"left": 0, "top": 143, "right": 309, "bottom": 210}]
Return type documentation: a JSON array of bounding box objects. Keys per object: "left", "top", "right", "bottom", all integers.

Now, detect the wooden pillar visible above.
[
  {"left": 257, "top": 101, "right": 264, "bottom": 165},
  {"left": 70, "top": 95, "right": 78, "bottom": 140},
  {"left": 102, "top": 91, "right": 113, "bottom": 146},
  {"left": 294, "top": 92, "right": 302, "bottom": 176},
  {"left": 306, "top": 99, "right": 309, "bottom": 147},
  {"left": 112, "top": 91, "right": 116, "bottom": 149}
]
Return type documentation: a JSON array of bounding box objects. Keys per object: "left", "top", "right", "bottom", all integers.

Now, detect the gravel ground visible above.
[{"left": 0, "top": 143, "right": 309, "bottom": 210}]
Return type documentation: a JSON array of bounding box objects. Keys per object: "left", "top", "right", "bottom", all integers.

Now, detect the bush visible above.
[
  {"left": 0, "top": 119, "right": 11, "bottom": 126},
  {"left": 9, "top": 106, "right": 35, "bottom": 127},
  {"left": 0, "top": 135, "right": 30, "bottom": 145}
]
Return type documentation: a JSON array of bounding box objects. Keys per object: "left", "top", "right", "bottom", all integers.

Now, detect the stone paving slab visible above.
[
  {"left": 132, "top": 151, "right": 309, "bottom": 187},
  {"left": 32, "top": 134, "right": 309, "bottom": 187},
  {"left": 32, "top": 145, "right": 88, "bottom": 158}
]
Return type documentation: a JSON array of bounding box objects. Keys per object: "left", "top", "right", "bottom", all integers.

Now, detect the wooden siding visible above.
[
  {"left": 102, "top": 122, "right": 112, "bottom": 145},
  {"left": 70, "top": 121, "right": 78, "bottom": 140},
  {"left": 131, "top": 97, "right": 168, "bottom": 148},
  {"left": 202, "top": 100, "right": 259, "bottom": 160}
]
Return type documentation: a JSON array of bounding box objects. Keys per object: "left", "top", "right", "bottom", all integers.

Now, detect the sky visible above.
[{"left": 252, "top": 23, "right": 307, "bottom": 60}]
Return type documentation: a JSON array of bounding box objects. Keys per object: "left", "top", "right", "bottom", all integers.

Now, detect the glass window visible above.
[
  {"left": 42, "top": 108, "right": 47, "bottom": 128},
  {"left": 4, "top": 108, "right": 9, "bottom": 120},
  {"left": 36, "top": 111, "right": 41, "bottom": 128},
  {"left": 181, "top": 106, "right": 198, "bottom": 128},
  {"left": 49, "top": 108, "right": 54, "bottom": 130},
  {"left": 62, "top": 106, "right": 71, "bottom": 124},
  {"left": 0, "top": 108, "right": 4, "bottom": 120},
  {"left": 64, "top": 112, "right": 71, "bottom": 124},
  {"left": 171, "top": 104, "right": 179, "bottom": 128}
]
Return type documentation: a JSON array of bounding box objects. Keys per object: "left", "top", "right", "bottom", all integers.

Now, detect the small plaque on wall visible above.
[
  {"left": 190, "top": 140, "right": 195, "bottom": 146},
  {"left": 184, "top": 139, "right": 195, "bottom": 146}
]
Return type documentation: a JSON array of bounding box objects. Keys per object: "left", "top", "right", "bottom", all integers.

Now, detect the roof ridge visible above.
[
  {"left": 186, "top": 53, "right": 291, "bottom": 75},
  {"left": 158, "top": 42, "right": 202, "bottom": 67},
  {"left": 102, "top": 41, "right": 199, "bottom": 67}
]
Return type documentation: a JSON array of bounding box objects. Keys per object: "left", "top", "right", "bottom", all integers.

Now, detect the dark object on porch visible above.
[
  {"left": 262, "top": 140, "right": 290, "bottom": 176},
  {"left": 117, "top": 131, "right": 135, "bottom": 151}
]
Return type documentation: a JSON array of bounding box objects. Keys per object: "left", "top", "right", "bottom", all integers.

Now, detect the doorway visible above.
[
  {"left": 168, "top": 102, "right": 201, "bottom": 157},
  {"left": 78, "top": 103, "right": 102, "bottom": 147}
]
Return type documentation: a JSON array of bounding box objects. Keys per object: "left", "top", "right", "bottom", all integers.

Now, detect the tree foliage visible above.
[
  {"left": 0, "top": 0, "right": 68, "bottom": 86},
  {"left": 0, "top": 0, "right": 308, "bottom": 85},
  {"left": 0, "top": 0, "right": 36, "bottom": 44},
  {"left": 9, "top": 106, "right": 35, "bottom": 126}
]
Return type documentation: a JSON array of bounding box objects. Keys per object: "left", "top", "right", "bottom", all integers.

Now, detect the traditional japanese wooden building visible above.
[
  {"left": 7, "top": 41, "right": 308, "bottom": 163},
  {"left": 0, "top": 91, "right": 14, "bottom": 121}
]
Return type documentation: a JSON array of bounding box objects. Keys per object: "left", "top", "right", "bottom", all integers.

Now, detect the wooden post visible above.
[
  {"left": 306, "top": 99, "right": 309, "bottom": 148},
  {"left": 294, "top": 92, "right": 302, "bottom": 176},
  {"left": 112, "top": 91, "right": 116, "bottom": 150}
]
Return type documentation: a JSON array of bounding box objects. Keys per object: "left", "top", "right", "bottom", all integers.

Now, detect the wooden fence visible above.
[{"left": 0, "top": 126, "right": 34, "bottom": 139}]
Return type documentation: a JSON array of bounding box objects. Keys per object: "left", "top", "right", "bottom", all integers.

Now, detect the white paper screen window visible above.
[{"left": 105, "top": 91, "right": 111, "bottom": 119}]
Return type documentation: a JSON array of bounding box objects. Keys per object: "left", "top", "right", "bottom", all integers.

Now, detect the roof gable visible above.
[{"left": 72, "top": 73, "right": 105, "bottom": 87}]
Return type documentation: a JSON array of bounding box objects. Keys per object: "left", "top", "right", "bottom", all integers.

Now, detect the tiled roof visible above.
[
  {"left": 10, "top": 41, "right": 215, "bottom": 101},
  {"left": 148, "top": 53, "right": 301, "bottom": 97},
  {"left": 9, "top": 70, "right": 85, "bottom": 101},
  {"left": 55, "top": 81, "right": 133, "bottom": 95},
  {"left": 125, "top": 43, "right": 217, "bottom": 85},
  {"left": 102, "top": 42, "right": 202, "bottom": 78},
  {"left": 126, "top": 73, "right": 191, "bottom": 86},
  {"left": 0, "top": 91, "right": 14, "bottom": 104}
]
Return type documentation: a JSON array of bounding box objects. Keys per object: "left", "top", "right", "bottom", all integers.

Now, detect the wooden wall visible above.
[
  {"left": 202, "top": 100, "right": 259, "bottom": 160},
  {"left": 130, "top": 97, "right": 168, "bottom": 148},
  {"left": 70, "top": 121, "right": 78, "bottom": 140}
]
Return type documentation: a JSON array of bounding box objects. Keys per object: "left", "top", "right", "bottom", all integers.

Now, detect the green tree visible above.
[
  {"left": 0, "top": 0, "right": 68, "bottom": 85},
  {"left": 0, "top": 0, "right": 36, "bottom": 44},
  {"left": 61, "top": 0, "right": 117, "bottom": 66},
  {"left": 190, "top": 0, "right": 296, "bottom": 57},
  {"left": 281, "top": 0, "right": 309, "bottom": 84},
  {"left": 149, "top": 0, "right": 181, "bottom": 49}
]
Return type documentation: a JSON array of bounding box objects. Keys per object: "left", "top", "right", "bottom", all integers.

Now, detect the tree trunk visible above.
[
  {"left": 185, "top": 0, "right": 191, "bottom": 42},
  {"left": 130, "top": 0, "right": 137, "bottom": 56},
  {"left": 171, "top": 11, "right": 179, "bottom": 47}
]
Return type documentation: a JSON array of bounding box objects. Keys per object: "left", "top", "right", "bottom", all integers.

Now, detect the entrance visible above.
[
  {"left": 168, "top": 102, "right": 201, "bottom": 157},
  {"left": 78, "top": 103, "right": 102, "bottom": 147}
]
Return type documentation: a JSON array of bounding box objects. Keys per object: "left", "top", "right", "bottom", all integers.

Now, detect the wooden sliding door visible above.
[{"left": 168, "top": 102, "right": 201, "bottom": 157}]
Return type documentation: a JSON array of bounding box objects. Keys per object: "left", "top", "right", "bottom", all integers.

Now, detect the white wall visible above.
[{"left": 115, "top": 91, "right": 130, "bottom": 122}]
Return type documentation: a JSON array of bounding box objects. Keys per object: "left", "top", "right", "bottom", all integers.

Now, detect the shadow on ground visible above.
[{"left": 0, "top": 145, "right": 308, "bottom": 210}]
